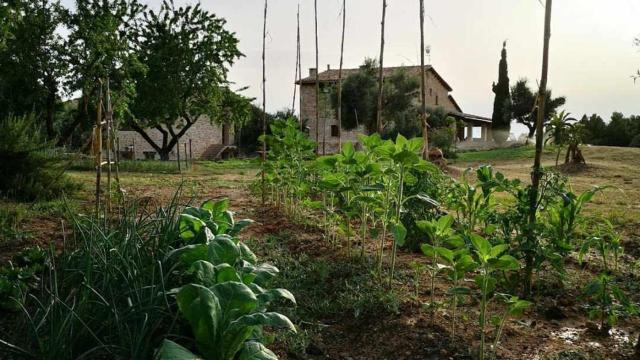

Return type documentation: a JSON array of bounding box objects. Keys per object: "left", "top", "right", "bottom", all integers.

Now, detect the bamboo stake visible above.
[
  {"left": 337, "top": 0, "right": 346, "bottom": 151},
  {"left": 184, "top": 143, "right": 189, "bottom": 170},
  {"left": 177, "top": 140, "right": 181, "bottom": 173},
  {"left": 261, "top": 0, "right": 268, "bottom": 204},
  {"left": 376, "top": 0, "right": 387, "bottom": 134},
  {"left": 292, "top": 3, "right": 300, "bottom": 114},
  {"left": 525, "top": 0, "right": 553, "bottom": 297},
  {"left": 95, "top": 83, "right": 103, "bottom": 218},
  {"left": 314, "top": 0, "right": 320, "bottom": 155},
  {"left": 105, "top": 78, "right": 113, "bottom": 216},
  {"left": 189, "top": 138, "right": 193, "bottom": 167},
  {"left": 419, "top": 0, "right": 429, "bottom": 160},
  {"left": 298, "top": 10, "right": 303, "bottom": 131}
]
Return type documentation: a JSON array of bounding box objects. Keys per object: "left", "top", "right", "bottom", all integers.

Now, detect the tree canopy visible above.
[
  {"left": 128, "top": 0, "right": 243, "bottom": 159},
  {"left": 491, "top": 41, "right": 511, "bottom": 144},
  {"left": 0, "top": 0, "right": 67, "bottom": 138},
  {"left": 510, "top": 78, "right": 565, "bottom": 138}
]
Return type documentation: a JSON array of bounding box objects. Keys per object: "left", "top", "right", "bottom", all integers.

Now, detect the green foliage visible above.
[
  {"left": 0, "top": 0, "right": 66, "bottom": 137},
  {"left": 0, "top": 115, "right": 78, "bottom": 201},
  {"left": 129, "top": 0, "right": 243, "bottom": 159},
  {"left": 491, "top": 42, "right": 511, "bottom": 144},
  {"left": 511, "top": 78, "right": 566, "bottom": 138},
  {"left": 331, "top": 58, "right": 378, "bottom": 132},
  {"left": 160, "top": 199, "right": 295, "bottom": 360},
  {"left": 0, "top": 246, "right": 47, "bottom": 311}
]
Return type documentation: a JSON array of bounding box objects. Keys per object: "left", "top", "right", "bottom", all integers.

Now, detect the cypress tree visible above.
[{"left": 491, "top": 41, "right": 511, "bottom": 144}]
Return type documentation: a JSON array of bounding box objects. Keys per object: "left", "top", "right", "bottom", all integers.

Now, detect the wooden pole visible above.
[
  {"left": 189, "top": 138, "right": 193, "bottom": 167},
  {"left": 376, "top": 0, "right": 387, "bottom": 134},
  {"left": 177, "top": 140, "right": 181, "bottom": 173},
  {"left": 184, "top": 142, "right": 188, "bottom": 170},
  {"left": 261, "top": 0, "right": 268, "bottom": 204},
  {"left": 525, "top": 0, "right": 553, "bottom": 297},
  {"left": 337, "top": 0, "right": 346, "bottom": 152},
  {"left": 95, "top": 83, "right": 103, "bottom": 218},
  {"left": 105, "top": 78, "right": 113, "bottom": 216},
  {"left": 314, "top": 0, "right": 320, "bottom": 155},
  {"left": 419, "top": 0, "right": 429, "bottom": 160},
  {"left": 298, "top": 9, "right": 303, "bottom": 131},
  {"left": 292, "top": 4, "right": 300, "bottom": 114}
]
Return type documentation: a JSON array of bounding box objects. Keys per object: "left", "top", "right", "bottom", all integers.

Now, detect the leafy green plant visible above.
[
  {"left": 158, "top": 282, "right": 296, "bottom": 360},
  {"left": 470, "top": 234, "right": 520, "bottom": 360},
  {"left": 490, "top": 295, "right": 531, "bottom": 359},
  {"left": 418, "top": 215, "right": 456, "bottom": 308}
]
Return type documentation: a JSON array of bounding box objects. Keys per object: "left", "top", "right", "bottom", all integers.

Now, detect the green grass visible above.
[
  {"left": 454, "top": 145, "right": 540, "bottom": 163},
  {"left": 69, "top": 159, "right": 183, "bottom": 174}
]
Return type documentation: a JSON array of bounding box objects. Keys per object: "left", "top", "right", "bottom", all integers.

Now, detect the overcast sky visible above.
[{"left": 62, "top": 0, "right": 640, "bottom": 127}]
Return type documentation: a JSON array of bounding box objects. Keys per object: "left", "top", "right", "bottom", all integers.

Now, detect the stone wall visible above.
[
  {"left": 300, "top": 84, "right": 365, "bottom": 154},
  {"left": 118, "top": 117, "right": 224, "bottom": 160}
]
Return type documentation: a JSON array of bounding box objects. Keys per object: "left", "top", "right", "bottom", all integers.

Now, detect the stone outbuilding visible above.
[
  {"left": 296, "top": 65, "right": 493, "bottom": 154},
  {"left": 117, "top": 118, "right": 235, "bottom": 160}
]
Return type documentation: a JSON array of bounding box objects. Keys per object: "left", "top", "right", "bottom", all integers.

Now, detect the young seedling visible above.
[
  {"left": 470, "top": 234, "right": 521, "bottom": 360},
  {"left": 490, "top": 295, "right": 532, "bottom": 359}
]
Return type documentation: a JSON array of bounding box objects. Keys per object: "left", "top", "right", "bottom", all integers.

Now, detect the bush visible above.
[
  {"left": 431, "top": 126, "right": 457, "bottom": 158},
  {"left": 0, "top": 115, "right": 78, "bottom": 201}
]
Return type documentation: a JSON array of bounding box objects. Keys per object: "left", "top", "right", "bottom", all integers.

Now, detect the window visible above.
[
  {"left": 429, "top": 88, "right": 432, "bottom": 96},
  {"left": 331, "top": 125, "right": 339, "bottom": 137},
  {"left": 435, "top": 95, "right": 439, "bottom": 106}
]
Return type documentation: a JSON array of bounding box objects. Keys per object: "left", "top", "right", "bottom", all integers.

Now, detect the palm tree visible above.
[{"left": 545, "top": 110, "right": 574, "bottom": 166}]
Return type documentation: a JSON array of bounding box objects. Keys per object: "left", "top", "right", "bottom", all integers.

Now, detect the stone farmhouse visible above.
[
  {"left": 118, "top": 118, "right": 235, "bottom": 160},
  {"left": 296, "top": 65, "right": 494, "bottom": 154}
]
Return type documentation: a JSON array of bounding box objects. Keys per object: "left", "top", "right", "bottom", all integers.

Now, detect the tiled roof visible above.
[{"left": 297, "top": 65, "right": 453, "bottom": 92}]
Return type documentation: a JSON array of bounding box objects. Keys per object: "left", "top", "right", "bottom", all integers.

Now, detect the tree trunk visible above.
[
  {"left": 376, "top": 0, "right": 387, "bottom": 134},
  {"left": 525, "top": 0, "right": 553, "bottom": 297},
  {"left": 314, "top": 0, "right": 320, "bottom": 155},
  {"left": 57, "top": 92, "right": 89, "bottom": 147},
  {"left": 44, "top": 74, "right": 57, "bottom": 140},
  {"left": 337, "top": 0, "right": 346, "bottom": 151},
  {"left": 419, "top": 0, "right": 428, "bottom": 159},
  {"left": 527, "top": 123, "right": 536, "bottom": 139}
]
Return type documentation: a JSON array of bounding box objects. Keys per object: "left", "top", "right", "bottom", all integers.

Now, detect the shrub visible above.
[
  {"left": 0, "top": 115, "right": 78, "bottom": 201},
  {"left": 431, "top": 126, "right": 457, "bottom": 158}
]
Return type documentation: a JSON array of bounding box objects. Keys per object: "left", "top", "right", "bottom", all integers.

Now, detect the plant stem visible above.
[
  {"left": 389, "top": 164, "right": 405, "bottom": 285},
  {"left": 491, "top": 310, "right": 509, "bottom": 360}
]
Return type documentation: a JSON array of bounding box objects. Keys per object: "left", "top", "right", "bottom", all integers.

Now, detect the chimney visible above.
[
  {"left": 327, "top": 64, "right": 331, "bottom": 71},
  {"left": 309, "top": 68, "right": 317, "bottom": 77}
]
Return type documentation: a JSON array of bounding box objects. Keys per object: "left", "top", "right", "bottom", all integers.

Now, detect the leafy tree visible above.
[
  {"left": 0, "top": 0, "right": 66, "bottom": 138},
  {"left": 128, "top": 0, "right": 242, "bottom": 160},
  {"left": 333, "top": 59, "right": 422, "bottom": 134},
  {"left": 545, "top": 111, "right": 573, "bottom": 166},
  {"left": 603, "top": 112, "right": 636, "bottom": 147},
  {"left": 332, "top": 58, "right": 378, "bottom": 132},
  {"left": 58, "top": 0, "right": 146, "bottom": 146},
  {"left": 511, "top": 78, "right": 565, "bottom": 138},
  {"left": 578, "top": 114, "right": 607, "bottom": 145},
  {"left": 491, "top": 41, "right": 511, "bottom": 144}
]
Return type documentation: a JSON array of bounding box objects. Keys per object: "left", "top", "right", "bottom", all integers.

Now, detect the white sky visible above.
[{"left": 61, "top": 0, "right": 640, "bottom": 131}]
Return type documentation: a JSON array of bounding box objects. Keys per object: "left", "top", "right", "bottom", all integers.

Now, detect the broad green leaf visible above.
[
  {"left": 435, "top": 247, "right": 454, "bottom": 263},
  {"left": 415, "top": 193, "right": 440, "bottom": 208},
  {"left": 201, "top": 198, "right": 229, "bottom": 215},
  {"left": 436, "top": 215, "right": 454, "bottom": 232},
  {"left": 239, "top": 242, "right": 258, "bottom": 264},
  {"left": 188, "top": 260, "right": 218, "bottom": 287},
  {"left": 154, "top": 339, "right": 204, "bottom": 360},
  {"left": 341, "top": 142, "right": 355, "bottom": 158},
  {"left": 474, "top": 274, "right": 497, "bottom": 294},
  {"left": 215, "top": 263, "right": 242, "bottom": 283},
  {"left": 420, "top": 244, "right": 436, "bottom": 258},
  {"left": 448, "top": 286, "right": 472, "bottom": 296},
  {"left": 231, "top": 219, "right": 255, "bottom": 236},
  {"left": 208, "top": 237, "right": 241, "bottom": 265},
  {"left": 252, "top": 263, "right": 280, "bottom": 286},
  {"left": 470, "top": 234, "right": 491, "bottom": 258},
  {"left": 406, "top": 137, "right": 424, "bottom": 152},
  {"left": 211, "top": 282, "right": 258, "bottom": 318},
  {"left": 176, "top": 284, "right": 221, "bottom": 358},
  {"left": 392, "top": 223, "right": 407, "bottom": 246},
  {"left": 179, "top": 214, "right": 206, "bottom": 241},
  {"left": 490, "top": 244, "right": 509, "bottom": 258},
  {"left": 489, "top": 255, "right": 521, "bottom": 271},
  {"left": 237, "top": 341, "right": 278, "bottom": 360}
]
